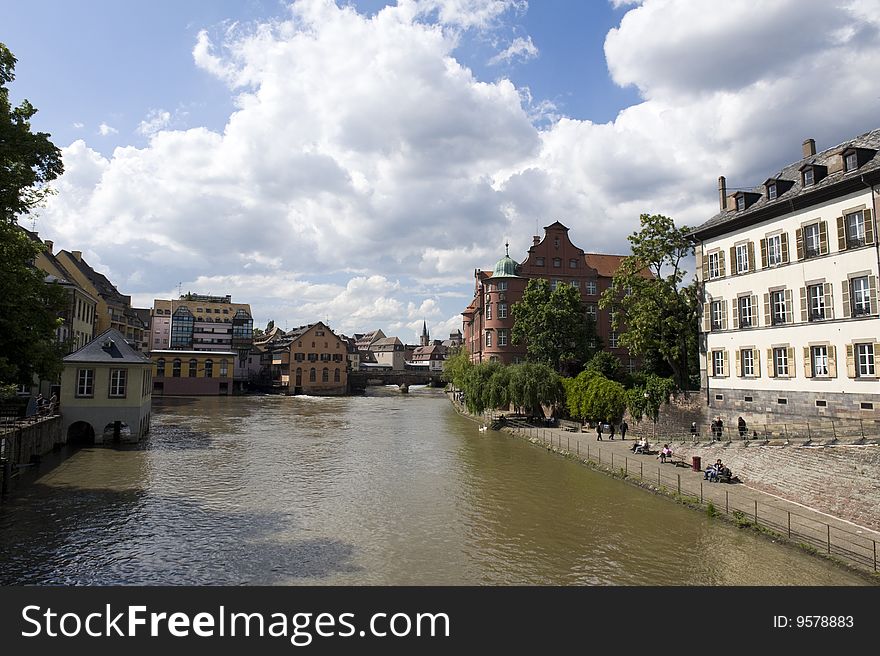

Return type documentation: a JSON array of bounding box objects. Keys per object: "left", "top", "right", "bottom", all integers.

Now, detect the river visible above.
[{"left": 0, "top": 387, "right": 868, "bottom": 585}]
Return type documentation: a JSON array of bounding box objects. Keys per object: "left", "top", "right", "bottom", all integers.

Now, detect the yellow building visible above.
[
  {"left": 61, "top": 329, "right": 152, "bottom": 444},
  {"left": 150, "top": 350, "right": 235, "bottom": 396},
  {"left": 267, "top": 322, "right": 348, "bottom": 395}
]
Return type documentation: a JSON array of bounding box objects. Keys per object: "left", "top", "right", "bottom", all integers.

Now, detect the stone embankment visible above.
[{"left": 0, "top": 415, "right": 63, "bottom": 495}]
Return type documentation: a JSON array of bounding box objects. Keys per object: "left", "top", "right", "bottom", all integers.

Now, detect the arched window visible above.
[
  {"left": 296, "top": 368, "right": 302, "bottom": 385},
  {"left": 156, "top": 358, "right": 166, "bottom": 377},
  {"left": 189, "top": 359, "right": 198, "bottom": 377},
  {"left": 334, "top": 368, "right": 340, "bottom": 382},
  {"left": 220, "top": 359, "right": 228, "bottom": 377},
  {"left": 172, "top": 359, "right": 181, "bottom": 377},
  {"left": 309, "top": 368, "right": 316, "bottom": 382},
  {"left": 204, "top": 360, "right": 213, "bottom": 378},
  {"left": 322, "top": 368, "right": 329, "bottom": 382}
]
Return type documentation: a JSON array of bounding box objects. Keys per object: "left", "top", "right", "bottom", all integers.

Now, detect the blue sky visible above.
[{"left": 3, "top": 0, "right": 879, "bottom": 340}]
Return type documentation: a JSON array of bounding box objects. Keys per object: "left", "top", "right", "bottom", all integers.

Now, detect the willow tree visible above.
[{"left": 600, "top": 213, "right": 699, "bottom": 389}]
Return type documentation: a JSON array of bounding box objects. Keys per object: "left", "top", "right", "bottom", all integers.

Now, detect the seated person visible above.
[
  {"left": 717, "top": 464, "right": 733, "bottom": 483},
  {"left": 704, "top": 464, "right": 718, "bottom": 481},
  {"left": 658, "top": 444, "right": 672, "bottom": 462},
  {"left": 631, "top": 437, "right": 648, "bottom": 454}
]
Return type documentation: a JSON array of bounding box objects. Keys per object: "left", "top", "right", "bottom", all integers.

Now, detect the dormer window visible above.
[
  {"left": 733, "top": 191, "right": 760, "bottom": 212},
  {"left": 845, "top": 151, "right": 858, "bottom": 172},
  {"left": 767, "top": 184, "right": 777, "bottom": 200},
  {"left": 803, "top": 168, "right": 814, "bottom": 186},
  {"left": 736, "top": 196, "right": 745, "bottom": 211}
]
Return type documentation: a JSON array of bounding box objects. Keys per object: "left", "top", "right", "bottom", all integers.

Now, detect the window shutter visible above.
[
  {"left": 781, "top": 232, "right": 790, "bottom": 263},
  {"left": 767, "top": 349, "right": 776, "bottom": 378},
  {"left": 846, "top": 344, "right": 856, "bottom": 378},
  {"left": 823, "top": 283, "right": 833, "bottom": 320},
  {"left": 732, "top": 301, "right": 739, "bottom": 329},
  {"left": 703, "top": 303, "right": 711, "bottom": 332},
  {"left": 754, "top": 349, "right": 761, "bottom": 377},
  {"left": 763, "top": 293, "right": 771, "bottom": 326},
  {"left": 787, "top": 347, "right": 796, "bottom": 377},
  {"left": 730, "top": 247, "right": 736, "bottom": 273},
  {"left": 718, "top": 250, "right": 726, "bottom": 277},
  {"left": 828, "top": 345, "right": 837, "bottom": 378},
  {"left": 699, "top": 250, "right": 708, "bottom": 281},
  {"left": 799, "top": 287, "right": 808, "bottom": 322},
  {"left": 721, "top": 300, "right": 728, "bottom": 330},
  {"left": 803, "top": 347, "right": 812, "bottom": 378},
  {"left": 735, "top": 349, "right": 741, "bottom": 377},
  {"left": 841, "top": 280, "right": 851, "bottom": 318},
  {"left": 874, "top": 345, "right": 879, "bottom": 376},
  {"left": 751, "top": 295, "right": 758, "bottom": 322},
  {"left": 837, "top": 216, "right": 847, "bottom": 251},
  {"left": 865, "top": 209, "right": 875, "bottom": 245},
  {"left": 819, "top": 221, "right": 829, "bottom": 254},
  {"left": 760, "top": 238, "right": 768, "bottom": 268},
  {"left": 796, "top": 227, "right": 804, "bottom": 260},
  {"left": 784, "top": 288, "right": 793, "bottom": 322},
  {"left": 722, "top": 350, "right": 729, "bottom": 377},
  {"left": 748, "top": 241, "right": 755, "bottom": 272},
  {"left": 870, "top": 275, "right": 878, "bottom": 315}
]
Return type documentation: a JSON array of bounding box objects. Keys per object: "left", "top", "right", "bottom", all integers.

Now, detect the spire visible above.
[{"left": 421, "top": 320, "right": 429, "bottom": 346}]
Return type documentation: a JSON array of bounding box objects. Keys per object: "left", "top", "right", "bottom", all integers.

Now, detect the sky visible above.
[{"left": 3, "top": 0, "right": 880, "bottom": 343}]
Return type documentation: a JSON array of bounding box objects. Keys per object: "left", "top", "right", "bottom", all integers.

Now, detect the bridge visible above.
[{"left": 348, "top": 369, "right": 446, "bottom": 393}]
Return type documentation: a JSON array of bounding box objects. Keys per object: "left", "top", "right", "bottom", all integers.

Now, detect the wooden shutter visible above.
[
  {"left": 784, "top": 288, "right": 793, "bottom": 323},
  {"left": 846, "top": 344, "right": 856, "bottom": 378},
  {"left": 787, "top": 347, "right": 796, "bottom": 377},
  {"left": 754, "top": 348, "right": 761, "bottom": 377},
  {"left": 870, "top": 275, "right": 878, "bottom": 315},
  {"left": 767, "top": 349, "right": 776, "bottom": 378},
  {"left": 730, "top": 247, "right": 737, "bottom": 274},
  {"left": 819, "top": 221, "right": 829, "bottom": 254},
  {"left": 781, "top": 232, "right": 790, "bottom": 263},
  {"left": 796, "top": 227, "right": 804, "bottom": 260},
  {"left": 722, "top": 350, "right": 729, "bottom": 377},
  {"left": 837, "top": 215, "right": 847, "bottom": 251},
  {"left": 760, "top": 238, "right": 768, "bottom": 268},
  {"left": 803, "top": 347, "right": 813, "bottom": 378},
  {"left": 732, "top": 300, "right": 739, "bottom": 329},
  {"left": 718, "top": 250, "right": 726, "bottom": 277},
  {"left": 697, "top": 249, "right": 707, "bottom": 281},
  {"left": 763, "top": 293, "right": 771, "bottom": 326},
  {"left": 865, "top": 209, "right": 875, "bottom": 245},
  {"left": 799, "top": 287, "right": 808, "bottom": 322},
  {"left": 735, "top": 349, "right": 742, "bottom": 377},
  {"left": 824, "top": 283, "right": 833, "bottom": 320},
  {"left": 751, "top": 295, "right": 758, "bottom": 324},
  {"left": 748, "top": 241, "right": 755, "bottom": 272},
  {"left": 703, "top": 303, "right": 711, "bottom": 332},
  {"left": 828, "top": 345, "right": 837, "bottom": 378},
  {"left": 841, "top": 280, "right": 851, "bottom": 318},
  {"left": 721, "top": 300, "right": 728, "bottom": 330}
]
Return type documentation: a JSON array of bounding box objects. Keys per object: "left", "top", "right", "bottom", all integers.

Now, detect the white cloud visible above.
[
  {"left": 489, "top": 35, "right": 538, "bottom": 65},
  {"left": 72, "top": 122, "right": 84, "bottom": 129},
  {"left": 137, "top": 109, "right": 172, "bottom": 136},
  {"left": 97, "top": 122, "right": 118, "bottom": 136}
]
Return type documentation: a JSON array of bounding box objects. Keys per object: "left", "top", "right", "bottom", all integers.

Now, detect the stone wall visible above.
[{"left": 0, "top": 416, "right": 63, "bottom": 494}]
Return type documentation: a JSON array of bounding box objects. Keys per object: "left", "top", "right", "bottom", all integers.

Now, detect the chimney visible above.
[
  {"left": 802, "top": 138, "right": 816, "bottom": 158},
  {"left": 44, "top": 240, "right": 53, "bottom": 253},
  {"left": 718, "top": 176, "right": 727, "bottom": 211},
  {"left": 71, "top": 250, "right": 82, "bottom": 261},
  {"left": 533, "top": 236, "right": 540, "bottom": 246}
]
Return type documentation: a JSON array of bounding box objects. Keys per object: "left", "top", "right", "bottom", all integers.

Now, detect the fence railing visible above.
[
  {"left": 623, "top": 416, "right": 879, "bottom": 443},
  {"left": 503, "top": 418, "right": 879, "bottom": 574}
]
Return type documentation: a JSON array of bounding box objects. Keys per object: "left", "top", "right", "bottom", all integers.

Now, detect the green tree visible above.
[
  {"left": 511, "top": 278, "right": 598, "bottom": 374},
  {"left": 442, "top": 348, "right": 472, "bottom": 389},
  {"left": 0, "top": 43, "right": 66, "bottom": 389},
  {"left": 626, "top": 374, "right": 676, "bottom": 423},
  {"left": 508, "top": 362, "right": 563, "bottom": 417},
  {"left": 563, "top": 370, "right": 627, "bottom": 424},
  {"left": 583, "top": 350, "right": 625, "bottom": 384},
  {"left": 600, "top": 213, "right": 699, "bottom": 389}
]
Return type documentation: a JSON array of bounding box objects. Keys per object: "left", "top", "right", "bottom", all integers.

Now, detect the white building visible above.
[{"left": 692, "top": 131, "right": 880, "bottom": 423}]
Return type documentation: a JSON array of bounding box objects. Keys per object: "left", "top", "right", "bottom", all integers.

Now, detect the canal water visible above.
[{"left": 0, "top": 387, "right": 868, "bottom": 585}]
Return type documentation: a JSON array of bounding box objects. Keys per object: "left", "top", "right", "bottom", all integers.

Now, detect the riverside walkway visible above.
[{"left": 484, "top": 413, "right": 880, "bottom": 577}]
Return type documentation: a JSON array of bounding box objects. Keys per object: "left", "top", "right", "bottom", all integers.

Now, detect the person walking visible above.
[
  {"left": 608, "top": 422, "right": 615, "bottom": 440},
  {"left": 596, "top": 422, "right": 603, "bottom": 441},
  {"left": 620, "top": 420, "right": 628, "bottom": 441}
]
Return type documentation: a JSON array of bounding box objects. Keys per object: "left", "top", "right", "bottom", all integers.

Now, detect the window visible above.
[
  {"left": 767, "top": 234, "right": 782, "bottom": 266},
  {"left": 569, "top": 258, "right": 578, "bottom": 268},
  {"left": 553, "top": 258, "right": 561, "bottom": 268},
  {"left": 497, "top": 281, "right": 508, "bottom": 291},
  {"left": 156, "top": 358, "right": 166, "bottom": 377},
  {"left": 735, "top": 244, "right": 749, "bottom": 274},
  {"left": 109, "top": 369, "right": 127, "bottom": 398},
  {"left": 808, "top": 284, "right": 826, "bottom": 321},
  {"left": 485, "top": 302, "right": 491, "bottom": 320},
  {"left": 844, "top": 211, "right": 866, "bottom": 248},
  {"left": 712, "top": 350, "right": 725, "bottom": 376},
  {"left": 322, "top": 368, "right": 329, "bottom": 382},
  {"left": 711, "top": 300, "right": 724, "bottom": 330},
  {"left": 172, "top": 359, "right": 181, "bottom": 377},
  {"left": 485, "top": 331, "right": 492, "bottom": 347},
  {"left": 609, "top": 331, "right": 619, "bottom": 348},
  {"left": 586, "top": 304, "right": 597, "bottom": 320},
  {"left": 812, "top": 346, "right": 828, "bottom": 377},
  {"left": 738, "top": 296, "right": 753, "bottom": 328},
  {"left": 204, "top": 360, "right": 213, "bottom": 378},
  {"left": 535, "top": 257, "right": 544, "bottom": 266},
  {"left": 851, "top": 276, "right": 871, "bottom": 316},
  {"left": 189, "top": 359, "right": 198, "bottom": 377},
  {"left": 803, "top": 168, "right": 815, "bottom": 186},
  {"left": 773, "top": 347, "right": 789, "bottom": 376},
  {"left": 498, "top": 329, "right": 508, "bottom": 346},
  {"left": 220, "top": 360, "right": 228, "bottom": 377},
  {"left": 708, "top": 252, "right": 720, "bottom": 279},
  {"left": 736, "top": 195, "right": 745, "bottom": 211},
  {"left": 570, "top": 280, "right": 579, "bottom": 289},
  {"left": 334, "top": 368, "right": 340, "bottom": 383},
  {"left": 499, "top": 303, "right": 507, "bottom": 319},
  {"left": 803, "top": 223, "right": 821, "bottom": 258},
  {"left": 76, "top": 369, "right": 94, "bottom": 397},
  {"left": 294, "top": 352, "right": 305, "bottom": 362},
  {"left": 845, "top": 152, "right": 858, "bottom": 172},
  {"left": 586, "top": 281, "right": 597, "bottom": 295},
  {"left": 771, "top": 290, "right": 787, "bottom": 324},
  {"left": 309, "top": 368, "right": 316, "bottom": 382},
  {"left": 768, "top": 184, "right": 777, "bottom": 200},
  {"left": 857, "top": 343, "right": 875, "bottom": 377},
  {"left": 741, "top": 349, "right": 754, "bottom": 377}
]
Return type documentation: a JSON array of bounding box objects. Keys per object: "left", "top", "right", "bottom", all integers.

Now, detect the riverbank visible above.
[{"left": 447, "top": 394, "right": 880, "bottom": 580}]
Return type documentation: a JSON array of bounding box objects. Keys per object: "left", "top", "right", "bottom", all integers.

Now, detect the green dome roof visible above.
[{"left": 491, "top": 254, "right": 520, "bottom": 278}]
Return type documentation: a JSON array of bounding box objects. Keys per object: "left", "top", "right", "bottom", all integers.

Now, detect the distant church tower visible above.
[{"left": 420, "top": 320, "right": 430, "bottom": 346}]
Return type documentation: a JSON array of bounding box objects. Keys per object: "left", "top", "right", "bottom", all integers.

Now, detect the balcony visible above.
[
  {"left": 809, "top": 311, "right": 826, "bottom": 322},
  {"left": 847, "top": 237, "right": 867, "bottom": 249},
  {"left": 710, "top": 321, "right": 722, "bottom": 331},
  {"left": 771, "top": 315, "right": 787, "bottom": 326},
  {"left": 804, "top": 246, "right": 820, "bottom": 259},
  {"left": 852, "top": 305, "right": 872, "bottom": 317},
  {"left": 739, "top": 318, "right": 752, "bottom": 328}
]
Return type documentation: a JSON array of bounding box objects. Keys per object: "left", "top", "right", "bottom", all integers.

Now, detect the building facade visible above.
[
  {"left": 692, "top": 131, "right": 880, "bottom": 422},
  {"left": 60, "top": 329, "right": 152, "bottom": 444},
  {"left": 266, "top": 322, "right": 348, "bottom": 395},
  {"left": 462, "top": 222, "right": 638, "bottom": 367},
  {"left": 150, "top": 350, "right": 235, "bottom": 396}
]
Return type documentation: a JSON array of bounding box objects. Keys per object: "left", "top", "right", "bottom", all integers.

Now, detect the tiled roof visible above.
[
  {"left": 60, "top": 251, "right": 130, "bottom": 305},
  {"left": 693, "top": 127, "right": 880, "bottom": 238},
  {"left": 584, "top": 253, "right": 637, "bottom": 278},
  {"left": 63, "top": 329, "right": 151, "bottom": 364}
]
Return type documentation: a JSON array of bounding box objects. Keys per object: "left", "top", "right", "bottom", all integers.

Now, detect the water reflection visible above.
[{"left": 0, "top": 388, "right": 869, "bottom": 585}]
